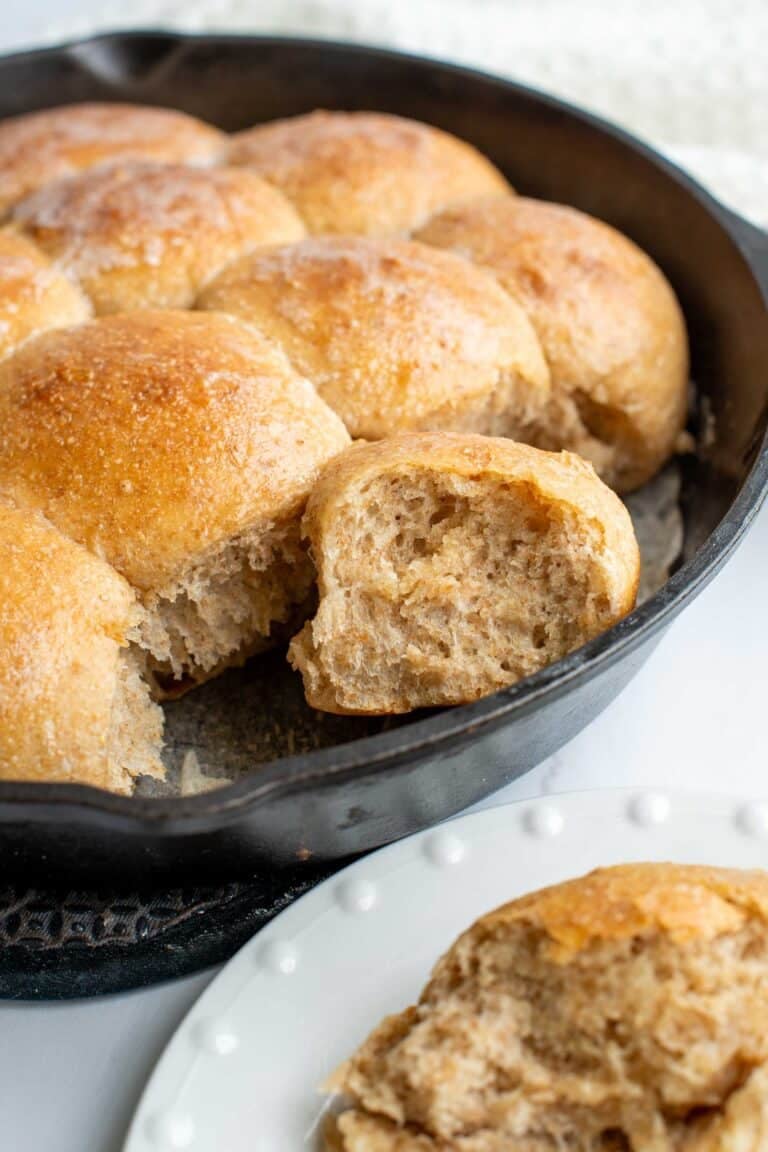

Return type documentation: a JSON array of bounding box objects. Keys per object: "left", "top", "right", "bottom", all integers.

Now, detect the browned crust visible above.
[
  {"left": 416, "top": 195, "right": 689, "bottom": 491},
  {"left": 14, "top": 163, "right": 305, "bottom": 314},
  {"left": 0, "top": 226, "right": 91, "bottom": 358},
  {"left": 198, "top": 236, "right": 550, "bottom": 440},
  {"left": 0, "top": 309, "right": 350, "bottom": 594},
  {"left": 433, "top": 862, "right": 768, "bottom": 967},
  {"left": 228, "top": 110, "right": 510, "bottom": 235},
  {"left": 0, "top": 498, "right": 138, "bottom": 789},
  {"left": 0, "top": 102, "right": 225, "bottom": 216}
]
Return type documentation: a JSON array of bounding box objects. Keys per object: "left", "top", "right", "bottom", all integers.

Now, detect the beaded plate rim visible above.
[{"left": 125, "top": 787, "right": 768, "bottom": 1152}]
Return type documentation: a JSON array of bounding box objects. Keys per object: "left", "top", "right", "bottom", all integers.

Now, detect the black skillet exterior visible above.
[{"left": 0, "top": 33, "right": 766, "bottom": 882}]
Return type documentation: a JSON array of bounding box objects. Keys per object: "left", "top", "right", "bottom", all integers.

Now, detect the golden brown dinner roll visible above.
[
  {"left": 0, "top": 102, "right": 224, "bottom": 217},
  {"left": 416, "top": 196, "right": 690, "bottom": 492},
  {"left": 14, "top": 162, "right": 305, "bottom": 314},
  {"left": 327, "top": 863, "right": 768, "bottom": 1151},
  {"left": 0, "top": 310, "right": 350, "bottom": 696},
  {"left": 228, "top": 110, "right": 509, "bottom": 235},
  {"left": 0, "top": 226, "right": 90, "bottom": 358},
  {"left": 198, "top": 236, "right": 550, "bottom": 440},
  {"left": 0, "top": 499, "right": 163, "bottom": 792},
  {"left": 288, "top": 433, "right": 639, "bottom": 714}
]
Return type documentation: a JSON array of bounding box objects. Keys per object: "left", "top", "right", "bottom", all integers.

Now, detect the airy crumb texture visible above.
[
  {"left": 0, "top": 310, "right": 350, "bottom": 695},
  {"left": 107, "top": 649, "right": 165, "bottom": 789},
  {"left": 0, "top": 499, "right": 164, "bottom": 792},
  {"left": 136, "top": 516, "right": 315, "bottom": 697},
  {"left": 0, "top": 102, "right": 225, "bottom": 216},
  {"left": 416, "top": 196, "right": 689, "bottom": 492},
  {"left": 14, "top": 162, "right": 305, "bottom": 314},
  {"left": 228, "top": 110, "right": 510, "bottom": 235},
  {"left": 288, "top": 433, "right": 639, "bottom": 714},
  {"left": 198, "top": 236, "right": 550, "bottom": 441},
  {"left": 0, "top": 226, "right": 91, "bottom": 358},
  {"left": 327, "top": 863, "right": 768, "bottom": 1152}
]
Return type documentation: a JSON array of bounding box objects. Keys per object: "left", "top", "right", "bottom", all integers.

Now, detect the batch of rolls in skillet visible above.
[{"left": 0, "top": 102, "right": 689, "bottom": 792}]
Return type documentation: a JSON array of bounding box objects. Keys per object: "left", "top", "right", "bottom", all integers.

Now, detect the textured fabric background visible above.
[{"left": 16, "top": 0, "right": 767, "bottom": 227}]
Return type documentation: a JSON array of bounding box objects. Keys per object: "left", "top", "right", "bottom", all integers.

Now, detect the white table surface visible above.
[
  {"left": 1, "top": 498, "right": 765, "bottom": 1152},
  {"left": 0, "top": 5, "right": 766, "bottom": 1151}
]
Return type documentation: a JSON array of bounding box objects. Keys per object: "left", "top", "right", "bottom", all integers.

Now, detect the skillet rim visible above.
[{"left": 0, "top": 29, "right": 766, "bottom": 831}]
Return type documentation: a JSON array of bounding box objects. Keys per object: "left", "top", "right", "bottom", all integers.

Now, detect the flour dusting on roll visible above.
[
  {"left": 0, "top": 102, "right": 225, "bottom": 217},
  {"left": 14, "top": 162, "right": 305, "bottom": 314},
  {"left": 228, "top": 110, "right": 510, "bottom": 235}
]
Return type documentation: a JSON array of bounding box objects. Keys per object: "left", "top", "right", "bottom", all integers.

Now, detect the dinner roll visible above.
[
  {"left": 0, "top": 499, "right": 163, "bottom": 792},
  {"left": 15, "top": 163, "right": 305, "bottom": 314},
  {"left": 0, "top": 226, "right": 90, "bottom": 358},
  {"left": 416, "top": 196, "right": 689, "bottom": 491},
  {"left": 327, "top": 863, "right": 768, "bottom": 1151},
  {"left": 288, "top": 433, "right": 639, "bottom": 714},
  {"left": 198, "top": 237, "right": 550, "bottom": 440},
  {"left": 0, "top": 311, "right": 350, "bottom": 697},
  {"left": 0, "top": 102, "right": 224, "bottom": 217},
  {"left": 228, "top": 110, "right": 509, "bottom": 235}
]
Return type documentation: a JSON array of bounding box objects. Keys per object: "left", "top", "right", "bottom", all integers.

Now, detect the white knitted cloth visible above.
[{"left": 16, "top": 0, "right": 767, "bottom": 229}]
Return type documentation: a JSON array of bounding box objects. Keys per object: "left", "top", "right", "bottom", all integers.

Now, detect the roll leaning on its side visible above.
[
  {"left": 288, "top": 433, "right": 639, "bottom": 715},
  {"left": 327, "top": 862, "right": 768, "bottom": 1151}
]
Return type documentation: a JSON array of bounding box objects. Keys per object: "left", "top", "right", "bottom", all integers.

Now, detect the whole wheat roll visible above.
[
  {"left": 416, "top": 195, "right": 690, "bottom": 492},
  {"left": 0, "top": 499, "right": 164, "bottom": 792},
  {"left": 14, "top": 162, "right": 306, "bottom": 314},
  {"left": 288, "top": 432, "right": 639, "bottom": 714},
  {"left": 198, "top": 236, "right": 550, "bottom": 441},
  {"left": 0, "top": 310, "right": 350, "bottom": 697},
  {"left": 228, "top": 110, "right": 510, "bottom": 235},
  {"left": 0, "top": 226, "right": 91, "bottom": 358},
  {"left": 327, "top": 862, "right": 768, "bottom": 1151},
  {"left": 0, "top": 102, "right": 225, "bottom": 217}
]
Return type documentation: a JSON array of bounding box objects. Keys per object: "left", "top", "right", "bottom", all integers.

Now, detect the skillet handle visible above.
[{"left": 724, "top": 209, "right": 768, "bottom": 298}]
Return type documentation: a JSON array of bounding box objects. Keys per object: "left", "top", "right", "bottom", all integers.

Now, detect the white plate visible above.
[{"left": 124, "top": 788, "right": 768, "bottom": 1152}]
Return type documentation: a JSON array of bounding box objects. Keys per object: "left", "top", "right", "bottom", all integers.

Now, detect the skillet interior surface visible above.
[{"left": 0, "top": 33, "right": 765, "bottom": 880}]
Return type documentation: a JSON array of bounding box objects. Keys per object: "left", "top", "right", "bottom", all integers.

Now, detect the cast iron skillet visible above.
[{"left": 0, "top": 32, "right": 766, "bottom": 883}]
